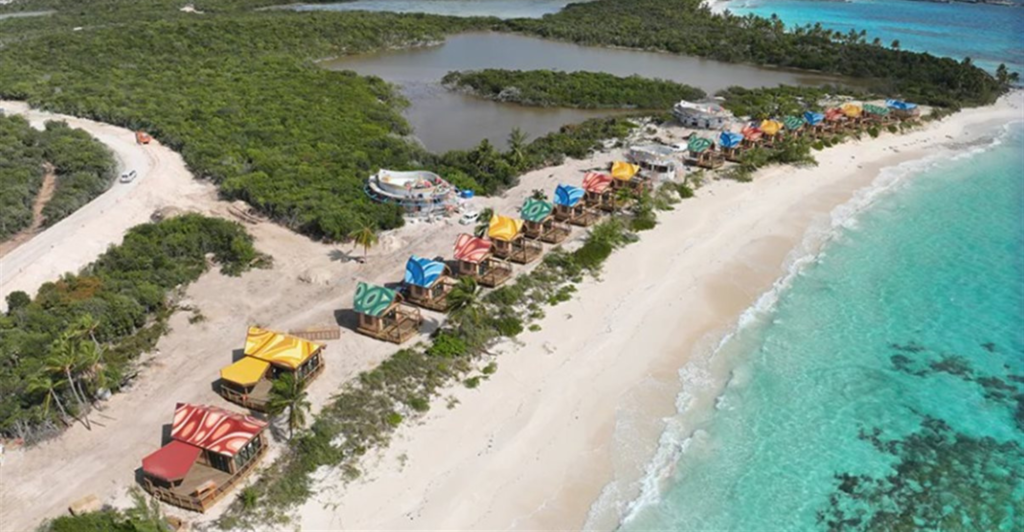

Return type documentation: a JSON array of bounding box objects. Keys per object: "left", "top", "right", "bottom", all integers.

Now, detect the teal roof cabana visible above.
[
  {"left": 354, "top": 282, "right": 422, "bottom": 344},
  {"left": 521, "top": 197, "right": 570, "bottom": 244},
  {"left": 687, "top": 136, "right": 722, "bottom": 169}
]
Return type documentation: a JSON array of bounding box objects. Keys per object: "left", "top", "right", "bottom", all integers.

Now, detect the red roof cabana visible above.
[{"left": 142, "top": 440, "right": 203, "bottom": 482}]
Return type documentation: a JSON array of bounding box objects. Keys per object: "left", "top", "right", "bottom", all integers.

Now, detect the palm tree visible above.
[
  {"left": 268, "top": 373, "right": 310, "bottom": 440},
  {"left": 614, "top": 187, "right": 635, "bottom": 217},
  {"left": 45, "top": 332, "right": 92, "bottom": 429},
  {"left": 446, "top": 277, "right": 482, "bottom": 331},
  {"left": 507, "top": 127, "right": 528, "bottom": 168},
  {"left": 474, "top": 208, "right": 494, "bottom": 238},
  {"left": 348, "top": 225, "right": 378, "bottom": 258},
  {"left": 26, "top": 373, "right": 71, "bottom": 426}
]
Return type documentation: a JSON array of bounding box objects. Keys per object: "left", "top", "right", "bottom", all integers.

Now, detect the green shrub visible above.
[
  {"left": 482, "top": 362, "right": 498, "bottom": 375},
  {"left": 812, "top": 140, "right": 825, "bottom": 151},
  {"left": 386, "top": 412, "right": 403, "bottom": 427},
  {"left": 868, "top": 127, "right": 880, "bottom": 138},
  {"left": 464, "top": 377, "right": 481, "bottom": 389},
  {"left": 887, "top": 124, "right": 899, "bottom": 133},
  {"left": 427, "top": 332, "right": 468, "bottom": 358}
]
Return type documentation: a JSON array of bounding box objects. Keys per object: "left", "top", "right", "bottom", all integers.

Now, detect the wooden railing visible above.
[{"left": 144, "top": 442, "right": 267, "bottom": 513}]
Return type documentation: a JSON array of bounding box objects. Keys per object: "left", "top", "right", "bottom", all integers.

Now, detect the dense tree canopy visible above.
[
  {"left": 0, "top": 115, "right": 115, "bottom": 240},
  {"left": 0, "top": 214, "right": 259, "bottom": 441},
  {"left": 442, "top": 69, "right": 706, "bottom": 109},
  {"left": 508, "top": 0, "right": 1006, "bottom": 107}
]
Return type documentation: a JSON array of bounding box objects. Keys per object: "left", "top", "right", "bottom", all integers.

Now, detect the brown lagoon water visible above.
[{"left": 324, "top": 32, "right": 846, "bottom": 151}]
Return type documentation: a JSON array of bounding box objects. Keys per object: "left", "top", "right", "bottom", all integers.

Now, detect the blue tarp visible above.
[
  {"left": 886, "top": 99, "right": 918, "bottom": 111},
  {"left": 404, "top": 255, "right": 446, "bottom": 288},
  {"left": 718, "top": 131, "right": 744, "bottom": 149},
  {"left": 553, "top": 184, "right": 585, "bottom": 207},
  {"left": 803, "top": 111, "right": 825, "bottom": 126}
]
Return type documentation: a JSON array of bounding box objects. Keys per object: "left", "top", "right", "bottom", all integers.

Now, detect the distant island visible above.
[{"left": 907, "top": 0, "right": 1016, "bottom": 6}]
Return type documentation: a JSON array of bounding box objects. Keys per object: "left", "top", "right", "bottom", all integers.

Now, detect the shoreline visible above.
[{"left": 295, "top": 93, "right": 1023, "bottom": 531}]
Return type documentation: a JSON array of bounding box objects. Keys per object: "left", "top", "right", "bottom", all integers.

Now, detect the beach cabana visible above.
[
  {"left": 886, "top": 99, "right": 920, "bottom": 121},
  {"left": 403, "top": 255, "right": 457, "bottom": 311},
  {"left": 824, "top": 108, "right": 846, "bottom": 134},
  {"left": 759, "top": 119, "right": 784, "bottom": 147},
  {"left": 521, "top": 198, "right": 570, "bottom": 244},
  {"left": 354, "top": 281, "right": 422, "bottom": 344},
  {"left": 741, "top": 124, "right": 764, "bottom": 149},
  {"left": 687, "top": 136, "right": 722, "bottom": 169},
  {"left": 782, "top": 115, "right": 805, "bottom": 139},
  {"left": 488, "top": 214, "right": 542, "bottom": 264},
  {"left": 218, "top": 327, "right": 325, "bottom": 411},
  {"left": 841, "top": 103, "right": 864, "bottom": 129},
  {"left": 863, "top": 104, "right": 892, "bottom": 125},
  {"left": 582, "top": 171, "right": 615, "bottom": 212},
  {"left": 718, "top": 131, "right": 745, "bottom": 162},
  {"left": 141, "top": 403, "right": 267, "bottom": 512},
  {"left": 453, "top": 234, "right": 512, "bottom": 287},
  {"left": 610, "top": 161, "right": 649, "bottom": 194},
  {"left": 553, "top": 184, "right": 598, "bottom": 227},
  {"left": 803, "top": 111, "right": 826, "bottom": 138}
]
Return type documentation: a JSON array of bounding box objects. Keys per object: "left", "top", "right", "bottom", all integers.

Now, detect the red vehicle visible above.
[{"left": 135, "top": 131, "right": 152, "bottom": 145}]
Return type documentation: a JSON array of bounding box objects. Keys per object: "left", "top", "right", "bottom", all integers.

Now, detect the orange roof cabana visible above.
[
  {"left": 488, "top": 214, "right": 542, "bottom": 264},
  {"left": 453, "top": 234, "right": 512, "bottom": 287},
  {"left": 140, "top": 403, "right": 268, "bottom": 513},
  {"left": 218, "top": 327, "right": 325, "bottom": 411},
  {"left": 582, "top": 171, "right": 615, "bottom": 212}
]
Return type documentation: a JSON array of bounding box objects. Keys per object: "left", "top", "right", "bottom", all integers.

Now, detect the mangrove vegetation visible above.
[{"left": 442, "top": 69, "right": 707, "bottom": 109}]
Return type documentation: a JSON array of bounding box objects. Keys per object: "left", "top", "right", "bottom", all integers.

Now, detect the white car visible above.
[
  {"left": 459, "top": 210, "right": 480, "bottom": 225},
  {"left": 119, "top": 170, "right": 137, "bottom": 183}
]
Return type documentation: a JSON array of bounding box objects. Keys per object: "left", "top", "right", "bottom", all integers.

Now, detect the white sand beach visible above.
[
  {"left": 295, "top": 93, "right": 1023, "bottom": 531},
  {"left": 1, "top": 93, "right": 1019, "bottom": 531}
]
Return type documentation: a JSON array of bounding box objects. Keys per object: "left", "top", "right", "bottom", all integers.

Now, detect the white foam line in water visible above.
[{"left": 597, "top": 127, "right": 1017, "bottom": 529}]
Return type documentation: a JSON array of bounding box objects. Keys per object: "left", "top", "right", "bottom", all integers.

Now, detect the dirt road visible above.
[{"left": 0, "top": 101, "right": 221, "bottom": 308}]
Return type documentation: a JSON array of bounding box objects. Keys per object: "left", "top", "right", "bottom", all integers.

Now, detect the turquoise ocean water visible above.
[
  {"left": 724, "top": 0, "right": 1024, "bottom": 73},
  {"left": 615, "top": 124, "right": 1024, "bottom": 531}
]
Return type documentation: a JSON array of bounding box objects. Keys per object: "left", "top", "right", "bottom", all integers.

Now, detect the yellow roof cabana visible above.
[
  {"left": 218, "top": 327, "right": 326, "bottom": 411},
  {"left": 220, "top": 357, "right": 270, "bottom": 387},
  {"left": 488, "top": 215, "right": 542, "bottom": 264}
]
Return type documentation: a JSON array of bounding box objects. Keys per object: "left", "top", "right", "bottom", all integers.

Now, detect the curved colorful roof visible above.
[
  {"left": 688, "top": 136, "right": 713, "bottom": 154},
  {"left": 719, "top": 131, "right": 744, "bottom": 148},
  {"left": 886, "top": 99, "right": 917, "bottom": 111},
  {"left": 741, "top": 124, "right": 763, "bottom": 141},
  {"left": 171, "top": 403, "right": 266, "bottom": 457},
  {"left": 521, "top": 198, "right": 554, "bottom": 223},
  {"left": 244, "top": 327, "right": 322, "bottom": 370},
  {"left": 804, "top": 111, "right": 825, "bottom": 126},
  {"left": 404, "top": 255, "right": 446, "bottom": 288},
  {"left": 454, "top": 233, "right": 492, "bottom": 264},
  {"left": 220, "top": 356, "right": 270, "bottom": 386},
  {"left": 554, "top": 184, "right": 585, "bottom": 207},
  {"left": 488, "top": 215, "right": 523, "bottom": 242},
  {"left": 760, "top": 119, "right": 783, "bottom": 135},
  {"left": 610, "top": 161, "right": 639, "bottom": 181},
  {"left": 583, "top": 172, "right": 613, "bottom": 194},
  {"left": 863, "top": 104, "right": 890, "bottom": 116},
  {"left": 783, "top": 115, "right": 804, "bottom": 131},
  {"left": 354, "top": 282, "right": 398, "bottom": 317},
  {"left": 841, "top": 103, "right": 863, "bottom": 118},
  {"left": 825, "top": 108, "right": 845, "bottom": 121}
]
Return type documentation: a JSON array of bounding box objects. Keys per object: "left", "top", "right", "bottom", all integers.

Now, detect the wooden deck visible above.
[
  {"left": 477, "top": 262, "right": 512, "bottom": 287},
  {"left": 219, "top": 362, "right": 325, "bottom": 412},
  {"left": 508, "top": 242, "right": 543, "bottom": 264},
  {"left": 357, "top": 308, "right": 421, "bottom": 344},
  {"left": 569, "top": 209, "right": 600, "bottom": 227},
  {"left": 143, "top": 443, "right": 266, "bottom": 513},
  {"left": 540, "top": 225, "right": 571, "bottom": 244}
]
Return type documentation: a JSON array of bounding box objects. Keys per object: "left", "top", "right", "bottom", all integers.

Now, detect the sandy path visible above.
[
  {"left": 0, "top": 101, "right": 221, "bottom": 308},
  {"left": 295, "top": 95, "right": 1023, "bottom": 531},
  {"left": 0, "top": 165, "right": 56, "bottom": 258}
]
